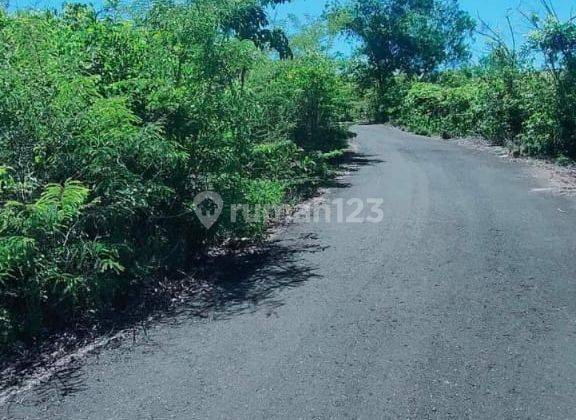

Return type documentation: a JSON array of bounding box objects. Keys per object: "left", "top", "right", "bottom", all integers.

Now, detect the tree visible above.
[
  {"left": 225, "top": 0, "right": 294, "bottom": 59},
  {"left": 527, "top": 1, "right": 576, "bottom": 156},
  {"left": 332, "top": 0, "right": 475, "bottom": 79},
  {"left": 329, "top": 0, "right": 474, "bottom": 121}
]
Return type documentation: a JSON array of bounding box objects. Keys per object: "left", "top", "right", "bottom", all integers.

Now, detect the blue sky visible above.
[
  {"left": 269, "top": 0, "right": 576, "bottom": 58},
  {"left": 5, "top": 0, "right": 576, "bottom": 58}
]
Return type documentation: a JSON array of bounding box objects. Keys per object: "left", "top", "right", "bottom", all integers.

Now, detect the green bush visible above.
[
  {"left": 0, "top": 2, "right": 353, "bottom": 347},
  {"left": 384, "top": 47, "right": 575, "bottom": 158},
  {"left": 252, "top": 53, "right": 354, "bottom": 151},
  {"left": 376, "top": 12, "right": 576, "bottom": 160},
  {"left": 515, "top": 73, "right": 560, "bottom": 156},
  {"left": 394, "top": 77, "right": 481, "bottom": 138}
]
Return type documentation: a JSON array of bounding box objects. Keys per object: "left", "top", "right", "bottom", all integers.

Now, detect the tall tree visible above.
[
  {"left": 225, "top": 0, "right": 294, "bottom": 59},
  {"left": 332, "top": 0, "right": 475, "bottom": 79},
  {"left": 528, "top": 3, "right": 576, "bottom": 156}
]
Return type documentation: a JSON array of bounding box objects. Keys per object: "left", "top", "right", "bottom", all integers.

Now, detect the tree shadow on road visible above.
[
  {"left": 0, "top": 232, "right": 328, "bottom": 406},
  {"left": 322, "top": 150, "right": 385, "bottom": 190},
  {"left": 0, "top": 144, "right": 385, "bottom": 404},
  {"left": 185, "top": 234, "right": 327, "bottom": 321}
]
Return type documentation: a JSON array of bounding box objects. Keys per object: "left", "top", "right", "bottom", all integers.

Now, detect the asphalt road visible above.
[{"left": 3, "top": 125, "right": 576, "bottom": 419}]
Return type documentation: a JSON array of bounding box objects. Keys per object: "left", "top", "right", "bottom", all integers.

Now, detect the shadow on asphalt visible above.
[
  {"left": 192, "top": 235, "right": 327, "bottom": 320},
  {"left": 323, "top": 150, "right": 385, "bottom": 190},
  {"left": 0, "top": 148, "right": 383, "bottom": 403},
  {"left": 2, "top": 234, "right": 330, "bottom": 405}
]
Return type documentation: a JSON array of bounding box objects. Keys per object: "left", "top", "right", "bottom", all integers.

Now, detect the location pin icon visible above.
[{"left": 193, "top": 191, "right": 223, "bottom": 229}]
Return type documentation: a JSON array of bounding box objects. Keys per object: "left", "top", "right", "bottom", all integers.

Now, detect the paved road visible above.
[{"left": 3, "top": 125, "right": 576, "bottom": 419}]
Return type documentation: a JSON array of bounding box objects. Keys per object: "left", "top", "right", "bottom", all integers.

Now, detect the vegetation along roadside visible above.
[
  {"left": 0, "top": 0, "right": 356, "bottom": 354},
  {"left": 2, "top": 0, "right": 576, "bottom": 358}
]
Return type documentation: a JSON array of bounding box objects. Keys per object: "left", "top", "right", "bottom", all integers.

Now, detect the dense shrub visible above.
[
  {"left": 386, "top": 11, "right": 576, "bottom": 159},
  {"left": 251, "top": 52, "right": 354, "bottom": 152},
  {"left": 338, "top": 0, "right": 576, "bottom": 159},
  {"left": 395, "top": 75, "right": 481, "bottom": 138},
  {"left": 0, "top": 2, "right": 352, "bottom": 347},
  {"left": 475, "top": 48, "right": 528, "bottom": 146},
  {"left": 388, "top": 62, "right": 575, "bottom": 159}
]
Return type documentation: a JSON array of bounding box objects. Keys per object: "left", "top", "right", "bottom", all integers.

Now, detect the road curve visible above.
[{"left": 3, "top": 125, "right": 576, "bottom": 419}]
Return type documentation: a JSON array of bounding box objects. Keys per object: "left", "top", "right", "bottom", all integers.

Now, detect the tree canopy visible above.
[
  {"left": 332, "top": 0, "right": 475, "bottom": 79},
  {"left": 225, "top": 0, "right": 294, "bottom": 58}
]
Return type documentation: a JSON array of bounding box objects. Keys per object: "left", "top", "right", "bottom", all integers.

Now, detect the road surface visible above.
[{"left": 3, "top": 125, "right": 576, "bottom": 419}]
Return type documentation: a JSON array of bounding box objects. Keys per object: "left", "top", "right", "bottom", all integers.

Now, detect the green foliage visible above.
[
  {"left": 331, "top": 0, "right": 475, "bottom": 121},
  {"left": 395, "top": 76, "right": 480, "bottom": 137},
  {"left": 334, "top": 0, "right": 475, "bottom": 76},
  {"left": 371, "top": 7, "right": 576, "bottom": 159},
  {"left": 528, "top": 11, "right": 576, "bottom": 156},
  {"left": 0, "top": 179, "right": 100, "bottom": 335},
  {"left": 0, "top": 1, "right": 352, "bottom": 347},
  {"left": 223, "top": 0, "right": 293, "bottom": 58}
]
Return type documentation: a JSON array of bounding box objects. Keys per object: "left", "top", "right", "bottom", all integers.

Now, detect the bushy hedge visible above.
[
  {"left": 395, "top": 74, "right": 481, "bottom": 138},
  {"left": 0, "top": 2, "right": 353, "bottom": 346},
  {"left": 383, "top": 14, "right": 576, "bottom": 161},
  {"left": 390, "top": 64, "right": 572, "bottom": 158}
]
